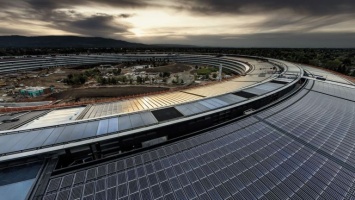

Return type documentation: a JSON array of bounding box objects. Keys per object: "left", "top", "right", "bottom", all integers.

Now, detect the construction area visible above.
[{"left": 0, "top": 61, "right": 234, "bottom": 111}]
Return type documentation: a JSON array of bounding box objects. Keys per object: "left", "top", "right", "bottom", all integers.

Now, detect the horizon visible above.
[
  {"left": 2, "top": 35, "right": 355, "bottom": 49},
  {"left": 1, "top": 0, "right": 355, "bottom": 48}
]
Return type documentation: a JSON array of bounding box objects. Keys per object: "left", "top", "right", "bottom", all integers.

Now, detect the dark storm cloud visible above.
[
  {"left": 0, "top": 0, "right": 135, "bottom": 37},
  {"left": 20, "top": 0, "right": 355, "bottom": 16},
  {"left": 56, "top": 14, "right": 130, "bottom": 36},
  {"left": 151, "top": 32, "right": 355, "bottom": 48},
  {"left": 0, "top": 0, "right": 354, "bottom": 47},
  {"left": 22, "top": 0, "right": 149, "bottom": 10},
  {"left": 248, "top": 14, "right": 353, "bottom": 33},
  {"left": 20, "top": 0, "right": 351, "bottom": 36},
  {"left": 181, "top": 0, "right": 355, "bottom": 16}
]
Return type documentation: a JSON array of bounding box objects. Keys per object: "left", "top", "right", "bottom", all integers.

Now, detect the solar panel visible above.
[
  {"left": 233, "top": 91, "right": 258, "bottom": 98},
  {"left": 151, "top": 107, "right": 183, "bottom": 122},
  {"left": 311, "top": 81, "right": 355, "bottom": 101},
  {"left": 96, "top": 119, "right": 109, "bottom": 135},
  {"left": 55, "top": 124, "right": 77, "bottom": 143}
]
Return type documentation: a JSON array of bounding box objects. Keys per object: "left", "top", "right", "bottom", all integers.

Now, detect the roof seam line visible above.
[
  {"left": 254, "top": 115, "right": 355, "bottom": 174},
  {"left": 305, "top": 89, "right": 355, "bottom": 103},
  {"left": 179, "top": 91, "right": 206, "bottom": 98}
]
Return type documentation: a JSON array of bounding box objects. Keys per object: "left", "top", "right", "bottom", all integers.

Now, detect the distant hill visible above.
[
  {"left": 0, "top": 35, "right": 146, "bottom": 48},
  {"left": 151, "top": 44, "right": 199, "bottom": 48}
]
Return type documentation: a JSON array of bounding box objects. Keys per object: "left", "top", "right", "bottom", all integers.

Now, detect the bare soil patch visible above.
[{"left": 19, "top": 68, "right": 83, "bottom": 89}]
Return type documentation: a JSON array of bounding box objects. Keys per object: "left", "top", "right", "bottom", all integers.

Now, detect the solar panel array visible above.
[
  {"left": 175, "top": 94, "right": 246, "bottom": 116},
  {"left": 182, "top": 80, "right": 253, "bottom": 98},
  {"left": 0, "top": 90, "right": 251, "bottom": 156},
  {"left": 301, "top": 65, "right": 353, "bottom": 84},
  {"left": 81, "top": 92, "right": 202, "bottom": 119},
  {"left": 304, "top": 79, "right": 314, "bottom": 90},
  {"left": 257, "top": 90, "right": 309, "bottom": 119},
  {"left": 80, "top": 81, "right": 256, "bottom": 120},
  {"left": 80, "top": 80, "right": 264, "bottom": 120},
  {"left": 311, "top": 81, "right": 355, "bottom": 101},
  {"left": 43, "top": 85, "right": 355, "bottom": 199},
  {"left": 243, "top": 82, "right": 284, "bottom": 96},
  {"left": 264, "top": 91, "right": 355, "bottom": 166},
  {"left": 0, "top": 111, "right": 158, "bottom": 156},
  {"left": 0, "top": 92, "right": 247, "bottom": 156}
]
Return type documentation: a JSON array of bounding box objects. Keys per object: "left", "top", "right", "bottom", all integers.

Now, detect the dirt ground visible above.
[
  {"left": 19, "top": 67, "right": 84, "bottom": 89},
  {"left": 46, "top": 86, "right": 169, "bottom": 101}
]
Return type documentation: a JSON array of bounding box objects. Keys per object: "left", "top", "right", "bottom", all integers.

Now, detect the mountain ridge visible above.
[{"left": 0, "top": 35, "right": 146, "bottom": 48}]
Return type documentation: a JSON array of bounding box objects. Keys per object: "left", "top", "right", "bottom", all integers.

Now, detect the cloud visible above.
[
  {"left": 0, "top": 0, "right": 135, "bottom": 38},
  {"left": 0, "top": 0, "right": 354, "bottom": 47},
  {"left": 161, "top": 32, "right": 355, "bottom": 48},
  {"left": 179, "top": 0, "right": 355, "bottom": 16},
  {"left": 56, "top": 14, "right": 131, "bottom": 37},
  {"left": 119, "top": 14, "right": 135, "bottom": 18},
  {"left": 21, "top": 0, "right": 149, "bottom": 10}
]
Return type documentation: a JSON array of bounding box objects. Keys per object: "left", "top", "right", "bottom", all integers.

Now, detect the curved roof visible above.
[
  {"left": 43, "top": 70, "right": 355, "bottom": 200},
  {"left": 0, "top": 54, "right": 354, "bottom": 199}
]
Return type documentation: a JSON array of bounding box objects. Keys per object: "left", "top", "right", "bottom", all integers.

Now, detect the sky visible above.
[{"left": 0, "top": 0, "right": 355, "bottom": 47}]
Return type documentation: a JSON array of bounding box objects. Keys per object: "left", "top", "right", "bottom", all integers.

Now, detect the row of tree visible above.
[
  {"left": 63, "top": 73, "right": 87, "bottom": 85},
  {"left": 97, "top": 76, "right": 156, "bottom": 85},
  {"left": 64, "top": 67, "right": 123, "bottom": 85}
]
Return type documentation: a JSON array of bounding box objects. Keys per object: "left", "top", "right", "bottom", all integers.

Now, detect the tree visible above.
[
  {"left": 111, "top": 77, "right": 117, "bottom": 84},
  {"left": 324, "top": 59, "right": 341, "bottom": 70},
  {"left": 117, "top": 75, "right": 127, "bottom": 83},
  {"left": 102, "top": 78, "right": 107, "bottom": 85},
  {"left": 212, "top": 73, "right": 217, "bottom": 78},
  {"left": 84, "top": 70, "right": 91, "bottom": 77},
  {"left": 122, "top": 76, "right": 127, "bottom": 83},
  {"left": 112, "top": 68, "right": 121, "bottom": 75},
  {"left": 64, "top": 73, "right": 87, "bottom": 85},
  {"left": 309, "top": 59, "right": 320, "bottom": 66},
  {"left": 67, "top": 74, "right": 73, "bottom": 80},
  {"left": 343, "top": 58, "right": 352, "bottom": 66},
  {"left": 137, "top": 76, "right": 143, "bottom": 84},
  {"left": 97, "top": 77, "right": 107, "bottom": 85},
  {"left": 163, "top": 72, "right": 170, "bottom": 77},
  {"left": 79, "top": 74, "right": 87, "bottom": 84}
]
